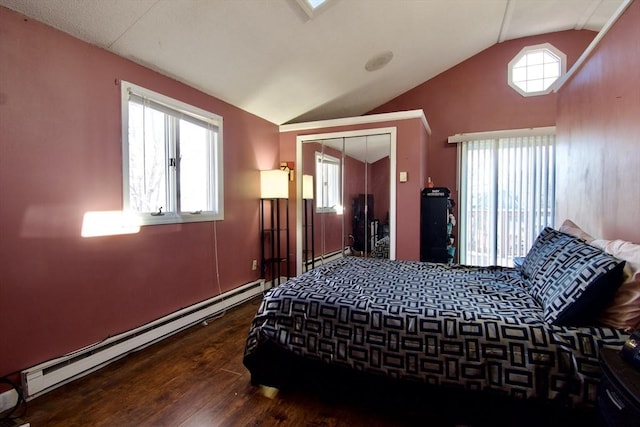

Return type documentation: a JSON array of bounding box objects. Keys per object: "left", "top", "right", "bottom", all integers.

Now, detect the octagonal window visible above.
[{"left": 508, "top": 43, "right": 566, "bottom": 97}]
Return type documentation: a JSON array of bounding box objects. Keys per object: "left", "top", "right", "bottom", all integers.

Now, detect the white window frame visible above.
[
  {"left": 508, "top": 43, "right": 566, "bottom": 97},
  {"left": 121, "top": 81, "right": 224, "bottom": 225},
  {"left": 315, "top": 151, "right": 341, "bottom": 213}
]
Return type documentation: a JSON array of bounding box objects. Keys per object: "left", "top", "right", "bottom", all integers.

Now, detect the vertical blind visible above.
[{"left": 458, "top": 132, "right": 556, "bottom": 266}]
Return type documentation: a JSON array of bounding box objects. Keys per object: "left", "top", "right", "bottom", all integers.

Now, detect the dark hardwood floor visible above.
[{"left": 10, "top": 296, "right": 606, "bottom": 426}]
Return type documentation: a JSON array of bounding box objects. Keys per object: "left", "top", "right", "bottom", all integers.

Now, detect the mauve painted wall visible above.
[
  {"left": 280, "top": 117, "right": 428, "bottom": 262},
  {"left": 369, "top": 30, "right": 597, "bottom": 221},
  {"left": 343, "top": 155, "right": 367, "bottom": 246},
  {"left": 370, "top": 157, "right": 391, "bottom": 223},
  {"left": 556, "top": 1, "right": 640, "bottom": 243},
  {"left": 0, "top": 8, "right": 279, "bottom": 376}
]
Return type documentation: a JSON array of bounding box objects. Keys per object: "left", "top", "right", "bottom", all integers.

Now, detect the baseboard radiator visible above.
[
  {"left": 322, "top": 249, "right": 347, "bottom": 263},
  {"left": 21, "top": 279, "right": 267, "bottom": 400}
]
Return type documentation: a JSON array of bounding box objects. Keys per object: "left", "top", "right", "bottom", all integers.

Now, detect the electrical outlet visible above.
[{"left": 252, "top": 259, "right": 258, "bottom": 270}]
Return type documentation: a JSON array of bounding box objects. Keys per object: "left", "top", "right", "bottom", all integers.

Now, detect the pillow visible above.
[
  {"left": 512, "top": 256, "right": 525, "bottom": 271},
  {"left": 520, "top": 227, "right": 572, "bottom": 280},
  {"left": 591, "top": 239, "right": 640, "bottom": 330},
  {"left": 591, "top": 239, "right": 640, "bottom": 273},
  {"left": 523, "top": 227, "right": 625, "bottom": 325},
  {"left": 559, "top": 219, "right": 595, "bottom": 243}
]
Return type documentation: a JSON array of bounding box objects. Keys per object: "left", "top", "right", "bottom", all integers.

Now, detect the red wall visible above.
[
  {"left": 369, "top": 30, "right": 597, "bottom": 214},
  {"left": 370, "top": 156, "right": 390, "bottom": 223},
  {"left": 556, "top": 1, "right": 640, "bottom": 243},
  {"left": 343, "top": 155, "right": 367, "bottom": 246},
  {"left": 0, "top": 8, "right": 279, "bottom": 377}
]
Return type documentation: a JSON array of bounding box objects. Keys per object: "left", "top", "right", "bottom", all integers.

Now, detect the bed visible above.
[
  {"left": 243, "top": 226, "right": 634, "bottom": 407},
  {"left": 371, "top": 235, "right": 389, "bottom": 258}
]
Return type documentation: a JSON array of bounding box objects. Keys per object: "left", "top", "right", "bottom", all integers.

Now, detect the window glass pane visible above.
[
  {"left": 544, "top": 62, "right": 560, "bottom": 79},
  {"left": 128, "top": 101, "right": 167, "bottom": 213},
  {"left": 327, "top": 161, "right": 339, "bottom": 208},
  {"left": 514, "top": 57, "right": 527, "bottom": 69},
  {"left": 514, "top": 80, "right": 527, "bottom": 92},
  {"left": 543, "top": 77, "right": 557, "bottom": 90},
  {"left": 315, "top": 152, "right": 340, "bottom": 211},
  {"left": 179, "top": 119, "right": 213, "bottom": 212},
  {"left": 508, "top": 45, "right": 565, "bottom": 96},
  {"left": 528, "top": 64, "right": 544, "bottom": 80},
  {"left": 316, "top": 155, "right": 326, "bottom": 208},
  {"left": 527, "top": 79, "right": 544, "bottom": 92},
  {"left": 465, "top": 140, "right": 494, "bottom": 266},
  {"left": 123, "top": 81, "right": 224, "bottom": 223},
  {"left": 308, "top": 0, "right": 327, "bottom": 8},
  {"left": 527, "top": 51, "right": 544, "bottom": 65},
  {"left": 460, "top": 135, "right": 555, "bottom": 267},
  {"left": 543, "top": 51, "right": 559, "bottom": 64},
  {"left": 512, "top": 67, "right": 527, "bottom": 83}
]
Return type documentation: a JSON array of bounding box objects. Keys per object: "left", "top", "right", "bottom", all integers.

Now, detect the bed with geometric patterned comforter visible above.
[{"left": 244, "top": 229, "right": 629, "bottom": 407}]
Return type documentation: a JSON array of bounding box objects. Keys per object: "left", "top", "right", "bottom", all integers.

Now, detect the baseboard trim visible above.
[{"left": 21, "top": 279, "right": 265, "bottom": 400}]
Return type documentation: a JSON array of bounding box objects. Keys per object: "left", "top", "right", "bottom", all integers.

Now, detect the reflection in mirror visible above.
[
  {"left": 302, "top": 138, "right": 345, "bottom": 271},
  {"left": 301, "top": 174, "right": 315, "bottom": 270},
  {"left": 343, "top": 135, "right": 391, "bottom": 259},
  {"left": 300, "top": 133, "right": 392, "bottom": 272}
]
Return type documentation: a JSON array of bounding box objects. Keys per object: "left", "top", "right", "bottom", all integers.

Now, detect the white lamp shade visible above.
[
  {"left": 302, "top": 174, "right": 314, "bottom": 200},
  {"left": 260, "top": 169, "right": 289, "bottom": 199}
]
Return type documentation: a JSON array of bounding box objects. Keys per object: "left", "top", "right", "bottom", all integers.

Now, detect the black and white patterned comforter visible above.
[{"left": 243, "top": 257, "right": 628, "bottom": 406}]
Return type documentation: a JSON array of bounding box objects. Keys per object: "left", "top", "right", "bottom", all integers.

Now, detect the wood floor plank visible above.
[{"left": 14, "top": 296, "right": 605, "bottom": 427}]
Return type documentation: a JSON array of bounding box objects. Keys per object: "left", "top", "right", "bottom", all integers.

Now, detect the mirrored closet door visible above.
[{"left": 296, "top": 128, "right": 396, "bottom": 275}]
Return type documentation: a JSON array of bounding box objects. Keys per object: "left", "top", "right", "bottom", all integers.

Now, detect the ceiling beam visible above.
[
  {"left": 555, "top": 0, "right": 633, "bottom": 92},
  {"left": 575, "top": 0, "right": 603, "bottom": 30},
  {"left": 498, "top": 0, "right": 516, "bottom": 43}
]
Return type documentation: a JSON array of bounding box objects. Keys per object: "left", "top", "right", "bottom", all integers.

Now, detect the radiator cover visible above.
[{"left": 21, "top": 279, "right": 266, "bottom": 399}]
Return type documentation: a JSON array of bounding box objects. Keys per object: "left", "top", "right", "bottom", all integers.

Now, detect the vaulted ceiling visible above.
[{"left": 0, "top": 0, "right": 625, "bottom": 125}]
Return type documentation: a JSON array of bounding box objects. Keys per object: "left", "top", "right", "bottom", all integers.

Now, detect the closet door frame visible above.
[{"left": 295, "top": 127, "right": 397, "bottom": 276}]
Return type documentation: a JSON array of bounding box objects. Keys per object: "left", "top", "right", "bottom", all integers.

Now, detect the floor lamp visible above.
[
  {"left": 302, "top": 174, "right": 315, "bottom": 272},
  {"left": 260, "top": 169, "right": 289, "bottom": 287}
]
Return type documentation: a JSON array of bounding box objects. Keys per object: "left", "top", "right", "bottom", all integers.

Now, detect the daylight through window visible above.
[
  {"left": 458, "top": 130, "right": 556, "bottom": 266},
  {"left": 121, "top": 81, "right": 224, "bottom": 225},
  {"left": 508, "top": 43, "right": 566, "bottom": 97},
  {"left": 315, "top": 151, "right": 341, "bottom": 213}
]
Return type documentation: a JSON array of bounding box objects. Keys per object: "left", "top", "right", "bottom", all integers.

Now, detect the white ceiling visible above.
[{"left": 0, "top": 0, "right": 625, "bottom": 125}]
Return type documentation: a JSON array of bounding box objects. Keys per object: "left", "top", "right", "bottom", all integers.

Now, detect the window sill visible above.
[{"left": 133, "top": 212, "right": 223, "bottom": 226}]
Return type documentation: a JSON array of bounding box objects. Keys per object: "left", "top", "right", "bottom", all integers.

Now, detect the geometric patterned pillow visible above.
[
  {"left": 521, "top": 227, "right": 574, "bottom": 281},
  {"left": 523, "top": 227, "right": 625, "bottom": 325}
]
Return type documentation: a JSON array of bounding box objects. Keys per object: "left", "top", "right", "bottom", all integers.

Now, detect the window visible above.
[
  {"left": 458, "top": 130, "right": 556, "bottom": 266},
  {"left": 508, "top": 43, "right": 566, "bottom": 96},
  {"left": 315, "top": 151, "right": 341, "bottom": 213},
  {"left": 295, "top": 0, "right": 334, "bottom": 18},
  {"left": 121, "top": 81, "right": 223, "bottom": 225},
  {"left": 307, "top": 0, "right": 328, "bottom": 7}
]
